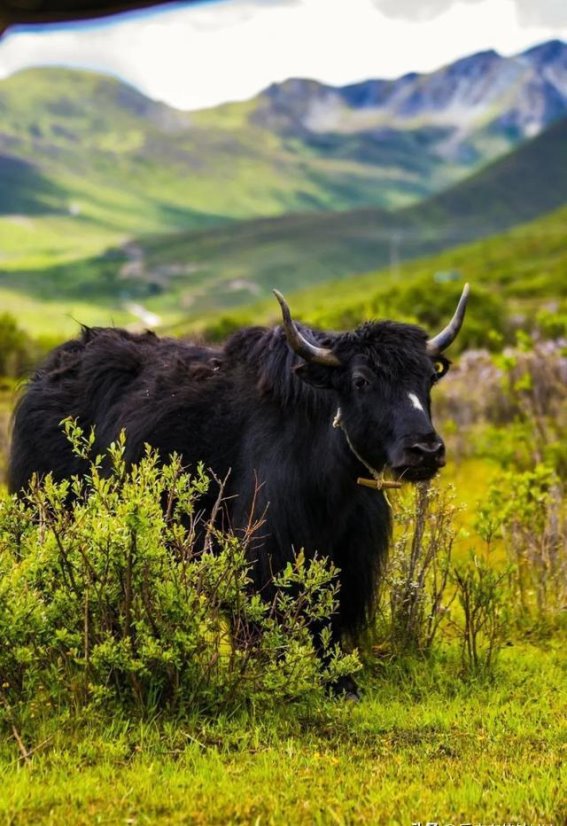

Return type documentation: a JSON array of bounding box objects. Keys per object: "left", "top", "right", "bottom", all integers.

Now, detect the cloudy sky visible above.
[{"left": 0, "top": 0, "right": 566, "bottom": 110}]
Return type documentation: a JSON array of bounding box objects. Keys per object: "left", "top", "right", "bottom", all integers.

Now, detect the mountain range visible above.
[
  {"left": 254, "top": 39, "right": 567, "bottom": 159},
  {"left": 0, "top": 38, "right": 566, "bottom": 333},
  {"left": 1, "top": 38, "right": 566, "bottom": 230},
  {"left": 3, "top": 110, "right": 566, "bottom": 331}
]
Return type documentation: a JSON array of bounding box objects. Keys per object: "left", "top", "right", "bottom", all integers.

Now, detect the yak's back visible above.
[{"left": 9, "top": 326, "right": 220, "bottom": 492}]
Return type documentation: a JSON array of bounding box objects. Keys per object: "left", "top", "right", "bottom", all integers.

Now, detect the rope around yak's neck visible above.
[
  {"left": 332, "top": 407, "right": 380, "bottom": 481},
  {"left": 332, "top": 407, "right": 402, "bottom": 494}
]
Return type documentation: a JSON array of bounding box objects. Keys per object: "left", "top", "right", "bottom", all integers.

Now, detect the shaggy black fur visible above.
[{"left": 9, "top": 317, "right": 449, "bottom": 663}]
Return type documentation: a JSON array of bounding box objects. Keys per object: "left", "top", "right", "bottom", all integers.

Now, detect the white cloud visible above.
[
  {"left": 0, "top": 0, "right": 565, "bottom": 110},
  {"left": 371, "top": 0, "right": 567, "bottom": 25},
  {"left": 370, "top": 0, "right": 484, "bottom": 22},
  {"left": 515, "top": 0, "right": 567, "bottom": 27}
]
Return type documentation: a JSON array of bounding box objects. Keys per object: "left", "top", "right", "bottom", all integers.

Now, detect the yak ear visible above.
[{"left": 294, "top": 362, "right": 336, "bottom": 389}]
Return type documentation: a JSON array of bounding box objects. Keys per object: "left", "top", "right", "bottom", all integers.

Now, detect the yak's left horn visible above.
[
  {"left": 427, "top": 283, "right": 470, "bottom": 355},
  {"left": 273, "top": 290, "right": 341, "bottom": 366}
]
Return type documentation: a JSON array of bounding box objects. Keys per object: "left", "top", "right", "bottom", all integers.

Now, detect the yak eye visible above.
[
  {"left": 353, "top": 374, "right": 370, "bottom": 390},
  {"left": 432, "top": 359, "right": 449, "bottom": 381}
]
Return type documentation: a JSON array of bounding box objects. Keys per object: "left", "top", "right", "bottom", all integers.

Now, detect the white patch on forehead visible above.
[{"left": 408, "top": 392, "right": 425, "bottom": 413}]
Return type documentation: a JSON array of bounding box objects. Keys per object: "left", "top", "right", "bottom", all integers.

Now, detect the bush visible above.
[
  {"left": 0, "top": 313, "right": 36, "bottom": 378},
  {"left": 298, "top": 277, "right": 508, "bottom": 354},
  {"left": 452, "top": 556, "right": 509, "bottom": 677},
  {"left": 475, "top": 464, "right": 566, "bottom": 629},
  {"left": 0, "top": 424, "right": 358, "bottom": 725},
  {"left": 377, "top": 482, "right": 458, "bottom": 656},
  {"left": 535, "top": 307, "right": 567, "bottom": 340},
  {"left": 436, "top": 339, "right": 567, "bottom": 473},
  {"left": 376, "top": 278, "right": 507, "bottom": 354}
]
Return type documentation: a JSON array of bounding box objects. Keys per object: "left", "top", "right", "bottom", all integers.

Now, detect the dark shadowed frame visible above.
[{"left": 0, "top": 0, "right": 203, "bottom": 35}]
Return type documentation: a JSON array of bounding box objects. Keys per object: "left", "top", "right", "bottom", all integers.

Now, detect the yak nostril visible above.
[{"left": 409, "top": 441, "right": 445, "bottom": 462}]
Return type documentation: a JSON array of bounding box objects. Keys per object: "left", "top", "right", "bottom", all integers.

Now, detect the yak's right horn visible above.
[{"left": 273, "top": 290, "right": 341, "bottom": 366}]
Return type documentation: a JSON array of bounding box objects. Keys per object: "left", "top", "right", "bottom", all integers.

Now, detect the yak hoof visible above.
[{"left": 331, "top": 675, "right": 361, "bottom": 701}]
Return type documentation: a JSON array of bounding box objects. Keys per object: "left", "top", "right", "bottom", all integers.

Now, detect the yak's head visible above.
[{"left": 274, "top": 285, "right": 469, "bottom": 483}]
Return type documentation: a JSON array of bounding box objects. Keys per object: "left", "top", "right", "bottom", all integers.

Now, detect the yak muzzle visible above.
[{"left": 390, "top": 433, "right": 446, "bottom": 482}]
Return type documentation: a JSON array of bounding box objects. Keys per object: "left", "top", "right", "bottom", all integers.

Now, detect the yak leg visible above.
[
  {"left": 308, "top": 617, "right": 360, "bottom": 700},
  {"left": 327, "top": 493, "right": 391, "bottom": 700}
]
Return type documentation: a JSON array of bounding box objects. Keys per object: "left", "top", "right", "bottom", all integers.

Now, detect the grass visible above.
[
  {"left": 439, "top": 457, "right": 503, "bottom": 553},
  {"left": 0, "top": 342, "right": 564, "bottom": 824},
  {"left": 1, "top": 643, "right": 565, "bottom": 824}
]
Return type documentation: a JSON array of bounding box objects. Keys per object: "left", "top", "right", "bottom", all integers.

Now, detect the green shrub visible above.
[
  {"left": 535, "top": 308, "right": 567, "bottom": 340},
  {"left": 369, "top": 278, "right": 507, "bottom": 353},
  {"left": 377, "top": 482, "right": 458, "bottom": 656},
  {"left": 452, "top": 556, "right": 509, "bottom": 677},
  {"left": 474, "top": 464, "right": 566, "bottom": 629},
  {"left": 0, "top": 313, "right": 36, "bottom": 378},
  {"left": 0, "top": 424, "right": 358, "bottom": 724},
  {"left": 0, "top": 313, "right": 62, "bottom": 382}
]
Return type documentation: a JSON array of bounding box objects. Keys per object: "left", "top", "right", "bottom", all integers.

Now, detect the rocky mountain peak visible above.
[
  {"left": 252, "top": 39, "right": 567, "bottom": 155},
  {"left": 522, "top": 39, "right": 567, "bottom": 67}
]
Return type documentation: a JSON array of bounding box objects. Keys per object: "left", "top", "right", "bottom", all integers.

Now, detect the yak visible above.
[{"left": 9, "top": 286, "right": 469, "bottom": 696}]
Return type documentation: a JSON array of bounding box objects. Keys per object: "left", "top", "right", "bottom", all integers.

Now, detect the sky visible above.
[{"left": 0, "top": 0, "right": 566, "bottom": 111}]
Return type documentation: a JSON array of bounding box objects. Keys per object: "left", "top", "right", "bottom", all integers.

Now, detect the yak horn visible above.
[
  {"left": 273, "top": 290, "right": 341, "bottom": 366},
  {"left": 427, "top": 283, "right": 470, "bottom": 355}
]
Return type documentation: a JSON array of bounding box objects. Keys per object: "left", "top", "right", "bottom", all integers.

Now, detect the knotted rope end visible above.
[{"left": 357, "top": 477, "right": 403, "bottom": 491}]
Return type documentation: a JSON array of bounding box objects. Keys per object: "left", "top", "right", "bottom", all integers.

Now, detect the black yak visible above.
[{"left": 9, "top": 286, "right": 469, "bottom": 695}]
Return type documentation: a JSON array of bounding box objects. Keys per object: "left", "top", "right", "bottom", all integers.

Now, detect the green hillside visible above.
[
  {"left": 104, "top": 115, "right": 567, "bottom": 322},
  {"left": 2, "top": 42, "right": 566, "bottom": 255},
  {"left": 168, "top": 202, "right": 567, "bottom": 349},
  {"left": 0, "top": 65, "right": 474, "bottom": 218},
  {"left": 0, "top": 67, "right": 453, "bottom": 261},
  {"left": 4, "top": 60, "right": 559, "bottom": 282},
  {"left": 1, "top": 70, "right": 566, "bottom": 335},
  {"left": 0, "top": 69, "right": 228, "bottom": 232},
  {"left": 7, "top": 187, "right": 548, "bottom": 342},
  {"left": 1, "top": 164, "right": 566, "bottom": 338},
  {"left": 0, "top": 67, "right": 462, "bottom": 331},
  {"left": 16, "top": 112, "right": 559, "bottom": 330},
  {"left": 402, "top": 116, "right": 567, "bottom": 232}
]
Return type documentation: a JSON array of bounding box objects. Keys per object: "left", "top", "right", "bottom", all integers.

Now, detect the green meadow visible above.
[
  {"left": 2, "top": 643, "right": 565, "bottom": 825},
  {"left": 1, "top": 333, "right": 565, "bottom": 824},
  {"left": 1, "top": 197, "right": 566, "bottom": 341}
]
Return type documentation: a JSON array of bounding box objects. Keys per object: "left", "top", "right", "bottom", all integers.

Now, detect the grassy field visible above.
[
  {"left": 1, "top": 381, "right": 565, "bottom": 823},
  {"left": 1, "top": 642, "right": 565, "bottom": 825}
]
